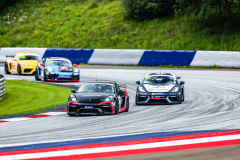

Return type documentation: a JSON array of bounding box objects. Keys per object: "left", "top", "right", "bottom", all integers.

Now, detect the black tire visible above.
[
  {"left": 17, "top": 64, "right": 22, "bottom": 75},
  {"left": 125, "top": 97, "right": 129, "bottom": 112},
  {"left": 179, "top": 95, "right": 183, "bottom": 104},
  {"left": 182, "top": 92, "right": 185, "bottom": 102},
  {"left": 35, "top": 68, "right": 41, "bottom": 81},
  {"left": 5, "top": 63, "right": 10, "bottom": 74},
  {"left": 135, "top": 94, "right": 139, "bottom": 105},
  {"left": 68, "top": 114, "right": 76, "bottom": 116},
  {"left": 115, "top": 99, "right": 119, "bottom": 114},
  {"left": 43, "top": 71, "right": 47, "bottom": 81}
]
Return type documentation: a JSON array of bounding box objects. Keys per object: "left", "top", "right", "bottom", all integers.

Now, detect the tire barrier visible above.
[
  {"left": 1, "top": 48, "right": 240, "bottom": 68},
  {"left": 0, "top": 75, "right": 5, "bottom": 100}
]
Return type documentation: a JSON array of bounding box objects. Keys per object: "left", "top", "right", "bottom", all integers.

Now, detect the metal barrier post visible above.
[{"left": 0, "top": 75, "right": 5, "bottom": 100}]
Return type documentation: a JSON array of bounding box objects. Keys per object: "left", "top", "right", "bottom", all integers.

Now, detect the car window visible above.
[
  {"left": 46, "top": 60, "right": 72, "bottom": 66},
  {"left": 143, "top": 76, "right": 176, "bottom": 84},
  {"left": 12, "top": 54, "right": 18, "bottom": 60},
  {"left": 19, "top": 55, "right": 41, "bottom": 61},
  {"left": 78, "top": 84, "right": 115, "bottom": 94}
]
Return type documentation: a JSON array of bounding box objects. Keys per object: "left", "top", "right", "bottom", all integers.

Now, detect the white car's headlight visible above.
[
  {"left": 70, "top": 95, "right": 77, "bottom": 102},
  {"left": 138, "top": 86, "right": 146, "bottom": 92},
  {"left": 48, "top": 68, "right": 54, "bottom": 72},
  {"left": 171, "top": 87, "right": 179, "bottom": 92},
  {"left": 22, "top": 62, "right": 29, "bottom": 66},
  {"left": 74, "top": 68, "right": 79, "bottom": 73}
]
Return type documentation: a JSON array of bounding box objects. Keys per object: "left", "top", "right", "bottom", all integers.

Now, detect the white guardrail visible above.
[
  {"left": 0, "top": 75, "right": 5, "bottom": 100},
  {"left": 0, "top": 48, "right": 240, "bottom": 68}
]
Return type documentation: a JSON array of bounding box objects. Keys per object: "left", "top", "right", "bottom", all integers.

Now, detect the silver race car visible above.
[{"left": 135, "top": 72, "right": 185, "bottom": 104}]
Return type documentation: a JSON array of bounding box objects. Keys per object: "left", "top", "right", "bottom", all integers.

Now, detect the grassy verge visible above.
[
  {"left": 0, "top": 80, "right": 71, "bottom": 117},
  {"left": 0, "top": 0, "right": 240, "bottom": 50}
]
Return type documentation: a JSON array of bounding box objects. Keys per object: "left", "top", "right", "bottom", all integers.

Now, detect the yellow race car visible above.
[{"left": 5, "top": 53, "right": 43, "bottom": 75}]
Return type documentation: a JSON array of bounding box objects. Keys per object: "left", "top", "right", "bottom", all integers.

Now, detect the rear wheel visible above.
[
  {"left": 125, "top": 97, "right": 129, "bottom": 112},
  {"left": 68, "top": 114, "right": 76, "bottom": 116},
  {"left": 5, "top": 64, "right": 10, "bottom": 74},
  {"left": 115, "top": 99, "right": 119, "bottom": 114},
  {"left": 17, "top": 64, "right": 22, "bottom": 75}
]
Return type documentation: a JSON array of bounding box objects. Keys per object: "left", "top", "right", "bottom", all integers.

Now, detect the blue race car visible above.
[
  {"left": 135, "top": 72, "right": 185, "bottom": 104},
  {"left": 35, "top": 57, "right": 80, "bottom": 81}
]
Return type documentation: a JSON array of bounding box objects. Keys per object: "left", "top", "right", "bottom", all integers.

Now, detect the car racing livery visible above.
[
  {"left": 35, "top": 57, "right": 80, "bottom": 81},
  {"left": 135, "top": 72, "right": 185, "bottom": 104},
  {"left": 5, "top": 53, "right": 42, "bottom": 75},
  {"left": 68, "top": 81, "right": 129, "bottom": 115}
]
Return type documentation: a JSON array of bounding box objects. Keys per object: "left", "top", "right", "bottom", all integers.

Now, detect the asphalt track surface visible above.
[{"left": 0, "top": 66, "right": 240, "bottom": 151}]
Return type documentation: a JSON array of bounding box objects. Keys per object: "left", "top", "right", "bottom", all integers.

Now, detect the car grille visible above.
[
  {"left": 24, "top": 69, "right": 32, "bottom": 73},
  {"left": 79, "top": 109, "right": 100, "bottom": 114},
  {"left": 169, "top": 97, "right": 178, "bottom": 101},
  {"left": 72, "top": 76, "right": 79, "bottom": 80},
  {"left": 58, "top": 78, "right": 71, "bottom": 81},
  {"left": 50, "top": 75, "right": 58, "bottom": 79},
  {"left": 61, "top": 70, "right": 72, "bottom": 72},
  {"left": 69, "top": 107, "right": 77, "bottom": 113},
  {"left": 148, "top": 99, "right": 168, "bottom": 104},
  {"left": 139, "top": 97, "right": 148, "bottom": 101}
]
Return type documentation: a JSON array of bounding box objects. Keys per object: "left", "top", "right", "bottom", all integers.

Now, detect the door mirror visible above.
[
  {"left": 180, "top": 81, "right": 185, "bottom": 85},
  {"left": 74, "top": 64, "right": 78, "bottom": 67},
  {"left": 118, "top": 90, "right": 124, "bottom": 93},
  {"left": 176, "top": 76, "right": 181, "bottom": 79},
  {"left": 71, "top": 89, "right": 76, "bottom": 93},
  {"left": 135, "top": 81, "right": 140, "bottom": 85},
  {"left": 40, "top": 63, "right": 44, "bottom": 66}
]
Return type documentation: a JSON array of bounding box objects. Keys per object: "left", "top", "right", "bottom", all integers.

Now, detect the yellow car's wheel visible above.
[
  {"left": 17, "top": 64, "right": 22, "bottom": 75},
  {"left": 5, "top": 63, "right": 10, "bottom": 74}
]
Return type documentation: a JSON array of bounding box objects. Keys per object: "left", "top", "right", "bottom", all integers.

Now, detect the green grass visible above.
[
  {"left": 0, "top": 0, "right": 240, "bottom": 51},
  {"left": 0, "top": 80, "right": 71, "bottom": 117}
]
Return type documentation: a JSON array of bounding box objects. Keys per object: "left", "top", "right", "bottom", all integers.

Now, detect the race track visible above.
[{"left": 1, "top": 66, "right": 240, "bottom": 146}]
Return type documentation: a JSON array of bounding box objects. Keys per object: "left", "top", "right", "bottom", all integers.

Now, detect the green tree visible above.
[
  {"left": 122, "top": 0, "right": 176, "bottom": 21},
  {"left": 0, "top": 0, "right": 22, "bottom": 12},
  {"left": 174, "top": 0, "right": 240, "bottom": 24}
]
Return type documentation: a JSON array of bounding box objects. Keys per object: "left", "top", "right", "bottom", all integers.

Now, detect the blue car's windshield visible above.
[
  {"left": 143, "top": 76, "right": 175, "bottom": 84},
  {"left": 19, "top": 55, "right": 41, "bottom": 61},
  {"left": 78, "top": 84, "right": 115, "bottom": 94},
  {"left": 46, "top": 60, "right": 72, "bottom": 66}
]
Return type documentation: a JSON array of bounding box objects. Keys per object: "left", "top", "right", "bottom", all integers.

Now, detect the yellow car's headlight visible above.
[{"left": 22, "top": 62, "right": 29, "bottom": 66}]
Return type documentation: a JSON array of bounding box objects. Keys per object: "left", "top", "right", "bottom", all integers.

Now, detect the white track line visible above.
[{"left": 1, "top": 134, "right": 240, "bottom": 160}]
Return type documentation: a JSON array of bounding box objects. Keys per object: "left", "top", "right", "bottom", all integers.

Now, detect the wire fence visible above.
[{"left": 0, "top": 75, "right": 5, "bottom": 100}]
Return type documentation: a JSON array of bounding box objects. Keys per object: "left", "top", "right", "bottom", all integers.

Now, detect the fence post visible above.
[{"left": 0, "top": 75, "right": 5, "bottom": 100}]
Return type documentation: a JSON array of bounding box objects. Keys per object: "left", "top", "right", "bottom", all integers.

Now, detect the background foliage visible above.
[
  {"left": 122, "top": 0, "right": 176, "bottom": 20},
  {"left": 0, "top": 0, "right": 240, "bottom": 51}
]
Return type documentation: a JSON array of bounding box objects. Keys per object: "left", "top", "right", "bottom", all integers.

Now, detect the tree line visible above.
[
  {"left": 0, "top": 0, "right": 22, "bottom": 11},
  {"left": 122, "top": 0, "right": 240, "bottom": 29}
]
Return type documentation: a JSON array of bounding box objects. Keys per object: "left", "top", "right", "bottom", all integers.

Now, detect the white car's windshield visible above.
[
  {"left": 46, "top": 60, "right": 72, "bottom": 66},
  {"left": 78, "top": 84, "right": 115, "bottom": 94},
  {"left": 143, "top": 76, "right": 175, "bottom": 84}
]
